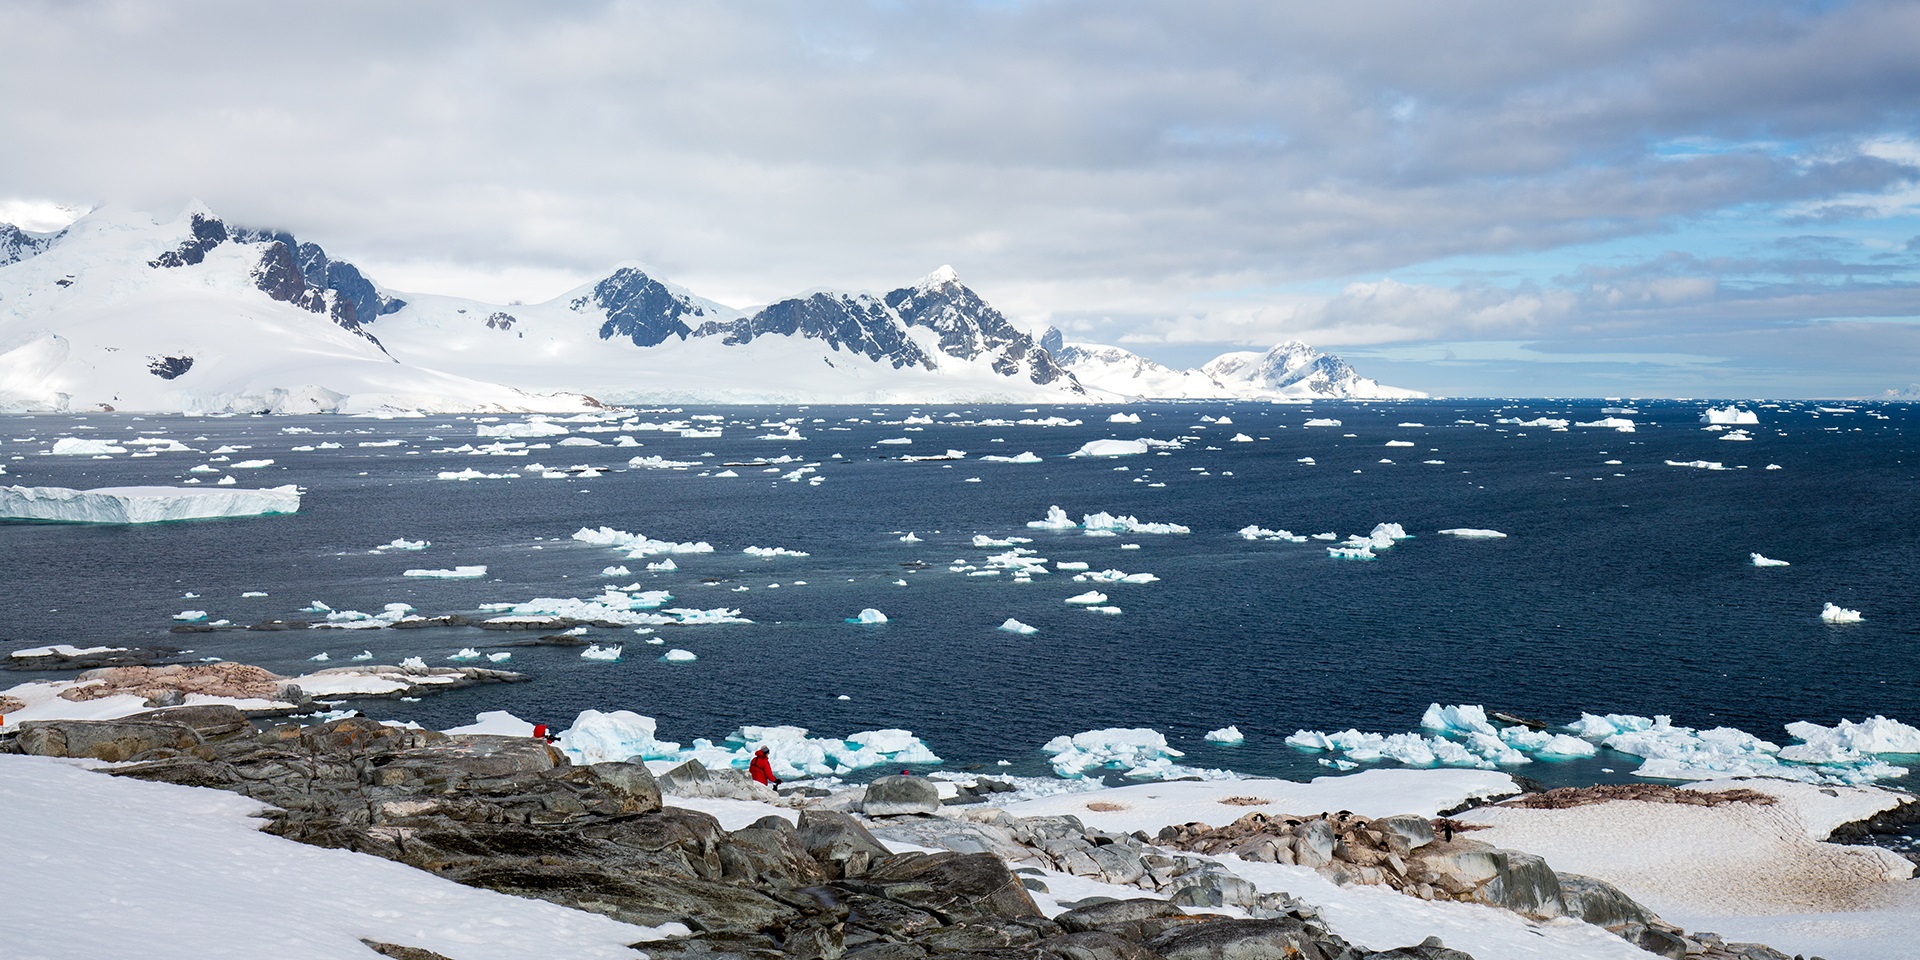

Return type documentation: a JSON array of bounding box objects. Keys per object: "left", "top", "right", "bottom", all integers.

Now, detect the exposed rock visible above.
[
  {"left": 1147, "top": 916, "right": 1328, "bottom": 960},
  {"left": 862, "top": 775, "right": 943, "bottom": 817},
  {"left": 797, "top": 809, "right": 892, "bottom": 879},
  {"left": 125, "top": 704, "right": 251, "bottom": 738},
  {"left": 1501, "top": 783, "right": 1776, "bottom": 809},
  {"left": 659, "top": 758, "right": 780, "bottom": 802},
  {"left": 360, "top": 940, "right": 455, "bottom": 960},
  {"left": 0, "top": 694, "right": 25, "bottom": 715},
  {"left": 1037, "top": 930, "right": 1163, "bottom": 960},
  {"left": 860, "top": 851, "right": 1043, "bottom": 922},
  {"left": 58, "top": 662, "right": 293, "bottom": 705},
  {"left": 587, "top": 760, "right": 663, "bottom": 813},
  {"left": 15, "top": 717, "right": 202, "bottom": 761},
  {"left": 4, "top": 645, "right": 188, "bottom": 671}
]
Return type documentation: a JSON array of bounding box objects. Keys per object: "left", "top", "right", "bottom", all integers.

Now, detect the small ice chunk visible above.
[
  {"left": 1438, "top": 528, "right": 1507, "bottom": 539},
  {"left": 487, "top": 651, "right": 511, "bottom": 662},
  {"left": 1820, "top": 602, "right": 1863, "bottom": 624},
  {"left": 350, "top": 651, "right": 372, "bottom": 661},
  {"left": 662, "top": 649, "right": 697, "bottom": 662},
  {"left": 580, "top": 644, "right": 624, "bottom": 660},
  {"left": 846, "top": 608, "right": 889, "bottom": 624},
  {"left": 1064, "top": 591, "right": 1107, "bottom": 605},
  {"left": 1205, "top": 726, "right": 1245, "bottom": 745},
  {"left": 1303, "top": 419, "right": 1341, "bottom": 427},
  {"left": 1107, "top": 412, "right": 1141, "bottom": 423},
  {"left": 1230, "top": 433, "right": 1254, "bottom": 442},
  {"left": 602, "top": 565, "right": 632, "bottom": 576},
  {"left": 1027, "top": 505, "right": 1078, "bottom": 530},
  {"left": 172, "top": 610, "right": 208, "bottom": 621},
  {"left": 309, "top": 652, "right": 330, "bottom": 662},
  {"left": 1750, "top": 553, "right": 1789, "bottom": 567},
  {"left": 448, "top": 648, "right": 483, "bottom": 661},
  {"left": 998, "top": 618, "right": 1038, "bottom": 634}
]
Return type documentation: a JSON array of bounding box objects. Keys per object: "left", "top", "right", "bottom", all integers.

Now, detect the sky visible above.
[{"left": 2, "top": 0, "right": 1917, "bottom": 398}]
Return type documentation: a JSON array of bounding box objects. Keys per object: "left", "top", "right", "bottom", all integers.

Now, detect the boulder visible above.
[
  {"left": 1037, "top": 930, "right": 1162, "bottom": 960},
  {"left": 862, "top": 851, "right": 1043, "bottom": 921},
  {"left": 1361, "top": 937, "right": 1476, "bottom": 959},
  {"left": 659, "top": 758, "right": 779, "bottom": 802},
  {"left": 1054, "top": 898, "right": 1189, "bottom": 940},
  {"left": 863, "top": 775, "right": 942, "bottom": 817},
  {"left": 369, "top": 735, "right": 564, "bottom": 789},
  {"left": 1373, "top": 814, "right": 1436, "bottom": 852},
  {"left": 798, "top": 809, "right": 892, "bottom": 878},
  {"left": 867, "top": 812, "right": 1028, "bottom": 860},
  {"left": 1556, "top": 872, "right": 1652, "bottom": 930},
  {"left": 587, "top": 760, "right": 663, "bottom": 813},
  {"left": 1148, "top": 917, "right": 1329, "bottom": 960},
  {"left": 126, "top": 704, "right": 251, "bottom": 738},
  {"left": 1169, "top": 870, "right": 1261, "bottom": 909},
  {"left": 15, "top": 718, "right": 202, "bottom": 761}
]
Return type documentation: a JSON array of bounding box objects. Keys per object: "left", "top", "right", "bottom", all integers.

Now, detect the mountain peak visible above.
[{"left": 914, "top": 264, "right": 961, "bottom": 291}]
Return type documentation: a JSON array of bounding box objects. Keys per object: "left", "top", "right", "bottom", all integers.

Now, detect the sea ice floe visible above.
[
  {"left": 602, "top": 565, "right": 632, "bottom": 576},
  {"left": 846, "top": 608, "right": 888, "bottom": 624},
  {"left": 1384, "top": 440, "right": 1415, "bottom": 447},
  {"left": 1044, "top": 728, "right": 1182, "bottom": 777},
  {"left": 49, "top": 438, "right": 127, "bottom": 455},
  {"left": 999, "top": 618, "right": 1038, "bottom": 634},
  {"left": 374, "top": 538, "right": 430, "bottom": 551},
  {"left": 626, "top": 456, "right": 702, "bottom": 469},
  {"left": 487, "top": 652, "right": 511, "bottom": 662},
  {"left": 1230, "top": 434, "right": 1254, "bottom": 442},
  {"left": 477, "top": 420, "right": 569, "bottom": 438},
  {"left": 744, "top": 546, "right": 810, "bottom": 558},
  {"left": 1107, "top": 412, "right": 1141, "bottom": 423},
  {"left": 1438, "top": 528, "right": 1507, "bottom": 539},
  {"left": 1665, "top": 460, "right": 1727, "bottom": 470},
  {"left": 1303, "top": 419, "right": 1341, "bottom": 427},
  {"left": 979, "top": 451, "right": 1042, "bottom": 463},
  {"left": 1072, "top": 569, "right": 1158, "bottom": 583},
  {"left": 172, "top": 610, "right": 208, "bottom": 621},
  {"left": 1081, "top": 511, "right": 1190, "bottom": 535},
  {"left": 662, "top": 649, "right": 697, "bottom": 662},
  {"left": 1239, "top": 525, "right": 1307, "bottom": 542},
  {"left": 1780, "top": 716, "right": 1920, "bottom": 762},
  {"left": 972, "top": 535, "right": 1032, "bottom": 548},
  {"left": 573, "top": 525, "right": 715, "bottom": 558},
  {"left": 1064, "top": 591, "right": 1108, "bottom": 605},
  {"left": 1575, "top": 418, "right": 1636, "bottom": 431},
  {"left": 1027, "top": 505, "right": 1078, "bottom": 530},
  {"left": 1719, "top": 429, "right": 1753, "bottom": 441},
  {"left": 1820, "top": 602, "right": 1863, "bottom": 623},
  {"left": 350, "top": 651, "right": 372, "bottom": 661},
  {"left": 1749, "top": 553, "right": 1789, "bottom": 567},
  {"left": 1326, "top": 545, "right": 1374, "bottom": 560},
  {"left": 437, "top": 469, "right": 516, "bottom": 481},
  {"left": 1296, "top": 457, "right": 1316, "bottom": 464},
  {"left": 1069, "top": 439, "right": 1150, "bottom": 457},
  {"left": 1205, "top": 726, "right": 1246, "bottom": 745},
  {"left": 2, "top": 484, "right": 302, "bottom": 523},
  {"left": 1700, "top": 405, "right": 1759, "bottom": 425},
  {"left": 551, "top": 709, "right": 941, "bottom": 778},
  {"left": 402, "top": 565, "right": 488, "bottom": 579},
  {"left": 447, "top": 648, "right": 483, "bottom": 661},
  {"left": 580, "top": 644, "right": 623, "bottom": 661},
  {"left": 1055, "top": 561, "right": 1089, "bottom": 571},
  {"left": 9, "top": 644, "right": 129, "bottom": 659}
]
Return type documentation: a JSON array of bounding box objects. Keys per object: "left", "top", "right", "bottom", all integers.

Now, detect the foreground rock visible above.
[{"left": 2, "top": 712, "right": 1488, "bottom": 959}]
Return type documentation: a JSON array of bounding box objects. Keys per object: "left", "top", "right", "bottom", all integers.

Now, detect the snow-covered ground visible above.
[
  {"left": 1463, "top": 779, "right": 1920, "bottom": 960},
  {"left": 0, "top": 754, "right": 678, "bottom": 960}
]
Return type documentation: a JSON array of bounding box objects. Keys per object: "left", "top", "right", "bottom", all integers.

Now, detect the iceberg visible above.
[
  {"left": 744, "top": 546, "right": 811, "bottom": 558},
  {"left": 1239, "top": 525, "right": 1307, "bottom": 542},
  {"left": 979, "top": 451, "right": 1043, "bottom": 463},
  {"left": 1384, "top": 440, "right": 1415, "bottom": 447},
  {"left": 579, "top": 644, "right": 623, "bottom": 660},
  {"left": 402, "top": 565, "right": 487, "bottom": 579},
  {"left": 662, "top": 649, "right": 697, "bottom": 662},
  {"left": 1420, "top": 703, "right": 1500, "bottom": 737},
  {"left": 1043, "top": 727, "right": 1184, "bottom": 777},
  {"left": 375, "top": 538, "right": 430, "bottom": 551},
  {"left": 573, "top": 525, "right": 714, "bottom": 557},
  {"left": 846, "top": 608, "right": 889, "bottom": 624},
  {"left": 1438, "top": 528, "right": 1507, "bottom": 539},
  {"left": 1, "top": 484, "right": 300, "bottom": 523},
  {"left": 1820, "top": 602, "right": 1863, "bottom": 624},
  {"left": 1326, "top": 545, "right": 1375, "bottom": 560},
  {"left": 1081, "top": 511, "right": 1190, "bottom": 535},
  {"left": 50, "top": 438, "right": 127, "bottom": 455},
  {"left": 447, "top": 648, "right": 483, "bottom": 661},
  {"left": 1069, "top": 439, "right": 1149, "bottom": 457},
  {"left": 557, "top": 709, "right": 682, "bottom": 764},
  {"left": 1205, "top": 726, "right": 1246, "bottom": 745},
  {"left": 998, "top": 618, "right": 1038, "bottom": 634},
  {"left": 1749, "top": 553, "right": 1790, "bottom": 567},
  {"left": 477, "top": 420, "right": 569, "bottom": 438},
  {"left": 1700, "top": 406, "right": 1759, "bottom": 425},
  {"left": 1575, "top": 418, "right": 1636, "bottom": 431},
  {"left": 1063, "top": 591, "right": 1108, "bottom": 605},
  {"left": 1230, "top": 433, "right": 1254, "bottom": 442},
  {"left": 1781, "top": 716, "right": 1920, "bottom": 762},
  {"left": 1107, "top": 412, "right": 1141, "bottom": 423},
  {"left": 1665, "top": 460, "right": 1727, "bottom": 470},
  {"left": 626, "top": 455, "right": 702, "bottom": 469},
  {"left": 1303, "top": 418, "right": 1341, "bottom": 427},
  {"left": 1026, "top": 505, "right": 1078, "bottom": 530}
]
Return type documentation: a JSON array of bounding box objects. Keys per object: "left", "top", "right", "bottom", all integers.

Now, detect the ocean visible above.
[{"left": 4, "top": 399, "right": 1915, "bottom": 789}]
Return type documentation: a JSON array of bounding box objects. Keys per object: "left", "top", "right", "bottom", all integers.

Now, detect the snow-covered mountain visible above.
[
  {"left": 1058, "top": 339, "right": 1424, "bottom": 400},
  {"left": 0, "top": 206, "right": 602, "bottom": 414},
  {"left": 1, "top": 203, "right": 1421, "bottom": 411},
  {"left": 367, "top": 263, "right": 1081, "bottom": 404}
]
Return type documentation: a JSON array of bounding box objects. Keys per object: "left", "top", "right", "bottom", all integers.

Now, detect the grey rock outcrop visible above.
[{"left": 862, "top": 775, "right": 943, "bottom": 816}]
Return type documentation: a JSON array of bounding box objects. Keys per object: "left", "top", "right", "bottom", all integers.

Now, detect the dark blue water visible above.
[{"left": 4, "top": 400, "right": 1915, "bottom": 786}]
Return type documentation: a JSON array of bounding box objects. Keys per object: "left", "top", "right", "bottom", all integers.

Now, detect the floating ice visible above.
[
  {"left": 351, "top": 651, "right": 372, "bottom": 661},
  {"left": 1082, "top": 511, "right": 1189, "bottom": 535},
  {"left": 437, "top": 468, "right": 516, "bottom": 481},
  {"left": 1296, "top": 457, "right": 1316, "bottom": 464},
  {"left": 1575, "top": 418, "right": 1636, "bottom": 431},
  {"left": 228, "top": 459, "right": 275, "bottom": 469},
  {"left": 487, "top": 652, "right": 511, "bottom": 662},
  {"left": 1821, "top": 602, "right": 1863, "bottom": 624},
  {"left": 2, "top": 484, "right": 301, "bottom": 523},
  {"left": 557, "top": 710, "right": 682, "bottom": 763},
  {"left": 51, "top": 437, "right": 130, "bottom": 457},
  {"left": 477, "top": 420, "right": 569, "bottom": 438},
  {"left": 1205, "top": 726, "right": 1245, "bottom": 745},
  {"left": 1230, "top": 434, "right": 1254, "bottom": 442},
  {"left": 1303, "top": 419, "right": 1341, "bottom": 427},
  {"left": 1072, "top": 569, "right": 1158, "bottom": 583},
  {"left": 979, "top": 451, "right": 1042, "bottom": 463},
  {"left": 626, "top": 455, "right": 702, "bottom": 469},
  {"left": 1701, "top": 406, "right": 1759, "bottom": 425},
  {"left": 1070, "top": 439, "right": 1151, "bottom": 457},
  {"left": 573, "top": 526, "right": 715, "bottom": 557},
  {"left": 1064, "top": 591, "right": 1108, "bottom": 605},
  {"left": 1055, "top": 561, "right": 1089, "bottom": 571},
  {"left": 1665, "top": 460, "right": 1727, "bottom": 470},
  {"left": 1781, "top": 716, "right": 1920, "bottom": 762},
  {"left": 999, "top": 618, "right": 1038, "bottom": 634},
  {"left": 646, "top": 558, "right": 677, "bottom": 572},
  {"left": 1107, "top": 412, "right": 1141, "bottom": 423},
  {"left": 846, "top": 608, "right": 888, "bottom": 624},
  {"left": 1086, "top": 605, "right": 1123, "bottom": 615},
  {"left": 1384, "top": 440, "right": 1415, "bottom": 447},
  {"left": 1326, "top": 545, "right": 1374, "bottom": 560},
  {"left": 744, "top": 546, "right": 810, "bottom": 558},
  {"left": 898, "top": 532, "right": 922, "bottom": 542},
  {"left": 10, "top": 644, "right": 129, "bottom": 659},
  {"left": 402, "top": 565, "right": 487, "bottom": 579},
  {"left": 374, "top": 538, "right": 430, "bottom": 551},
  {"left": 1719, "top": 430, "right": 1753, "bottom": 441},
  {"left": 602, "top": 565, "right": 632, "bottom": 576},
  {"left": 1043, "top": 727, "right": 1184, "bottom": 777},
  {"left": 972, "top": 534, "right": 1032, "bottom": 548},
  {"left": 1026, "top": 505, "right": 1078, "bottom": 530},
  {"left": 580, "top": 644, "right": 623, "bottom": 661},
  {"left": 1239, "top": 525, "right": 1306, "bottom": 542},
  {"left": 447, "top": 648, "right": 482, "bottom": 661},
  {"left": 1749, "top": 553, "right": 1789, "bottom": 567},
  {"left": 172, "top": 610, "right": 208, "bottom": 621},
  {"left": 662, "top": 649, "right": 697, "bottom": 662},
  {"left": 876, "top": 437, "right": 913, "bottom": 445},
  {"left": 309, "top": 652, "right": 330, "bottom": 662}
]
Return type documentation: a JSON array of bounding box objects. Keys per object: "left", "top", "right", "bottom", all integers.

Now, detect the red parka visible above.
[{"left": 749, "top": 751, "right": 779, "bottom": 785}]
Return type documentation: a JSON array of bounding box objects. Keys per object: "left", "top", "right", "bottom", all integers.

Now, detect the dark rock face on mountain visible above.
[
  {"left": 886, "top": 269, "right": 1077, "bottom": 388},
  {"left": 699, "top": 292, "right": 936, "bottom": 369},
  {"left": 0, "top": 222, "right": 59, "bottom": 266},
  {"left": 139, "top": 211, "right": 405, "bottom": 347},
  {"left": 577, "top": 266, "right": 713, "bottom": 347}
]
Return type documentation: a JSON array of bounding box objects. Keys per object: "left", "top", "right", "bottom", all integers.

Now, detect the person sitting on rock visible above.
[{"left": 749, "top": 746, "right": 781, "bottom": 787}]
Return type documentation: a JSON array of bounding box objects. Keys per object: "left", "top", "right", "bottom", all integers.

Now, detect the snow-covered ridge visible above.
[{"left": 1058, "top": 338, "right": 1424, "bottom": 401}]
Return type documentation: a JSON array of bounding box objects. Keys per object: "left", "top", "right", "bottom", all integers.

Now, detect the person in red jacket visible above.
[{"left": 748, "top": 746, "right": 781, "bottom": 787}]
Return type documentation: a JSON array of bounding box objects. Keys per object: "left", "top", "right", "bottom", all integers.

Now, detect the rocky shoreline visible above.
[{"left": 1, "top": 698, "right": 1849, "bottom": 960}]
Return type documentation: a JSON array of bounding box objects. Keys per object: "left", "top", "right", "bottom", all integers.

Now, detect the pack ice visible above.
[{"left": 0, "top": 484, "right": 299, "bottom": 523}]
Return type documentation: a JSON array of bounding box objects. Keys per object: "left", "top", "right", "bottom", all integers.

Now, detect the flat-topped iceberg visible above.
[
  {"left": 1438, "top": 528, "right": 1507, "bottom": 539},
  {"left": 1701, "top": 405, "right": 1759, "bottom": 425},
  {"left": 1069, "top": 438, "right": 1150, "bottom": 457},
  {"left": 1, "top": 484, "right": 300, "bottom": 523}
]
